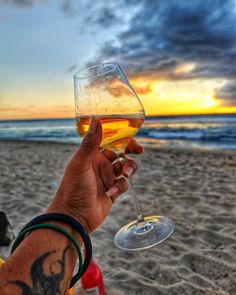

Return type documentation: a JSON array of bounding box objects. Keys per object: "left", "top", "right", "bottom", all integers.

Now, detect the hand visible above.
[{"left": 47, "top": 116, "right": 143, "bottom": 233}]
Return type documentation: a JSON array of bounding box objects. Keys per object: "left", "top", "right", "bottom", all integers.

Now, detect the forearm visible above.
[{"left": 0, "top": 221, "right": 82, "bottom": 295}]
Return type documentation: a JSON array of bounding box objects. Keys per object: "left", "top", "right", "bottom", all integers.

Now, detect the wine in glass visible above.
[{"left": 74, "top": 63, "right": 174, "bottom": 251}]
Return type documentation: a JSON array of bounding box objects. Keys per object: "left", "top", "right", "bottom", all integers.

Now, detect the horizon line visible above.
[{"left": 0, "top": 112, "right": 236, "bottom": 122}]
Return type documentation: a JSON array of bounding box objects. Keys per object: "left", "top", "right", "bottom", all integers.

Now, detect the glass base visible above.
[{"left": 114, "top": 216, "right": 174, "bottom": 251}]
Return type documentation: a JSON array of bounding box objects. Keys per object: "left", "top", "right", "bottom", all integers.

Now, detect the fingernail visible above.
[
  {"left": 88, "top": 116, "right": 98, "bottom": 134},
  {"left": 125, "top": 167, "right": 133, "bottom": 178},
  {"left": 106, "top": 186, "right": 118, "bottom": 197}
]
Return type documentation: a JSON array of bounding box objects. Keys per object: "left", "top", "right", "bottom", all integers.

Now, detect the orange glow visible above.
[
  {"left": 174, "top": 62, "right": 196, "bottom": 74},
  {"left": 0, "top": 84, "right": 75, "bottom": 120},
  {"left": 130, "top": 78, "right": 236, "bottom": 116},
  {"left": 1, "top": 76, "right": 236, "bottom": 120},
  {"left": 0, "top": 104, "right": 74, "bottom": 120}
]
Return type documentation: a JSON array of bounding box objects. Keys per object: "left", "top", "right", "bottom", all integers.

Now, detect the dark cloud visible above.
[
  {"left": 3, "top": 0, "right": 236, "bottom": 83},
  {"left": 86, "top": 8, "right": 120, "bottom": 27},
  {"left": 215, "top": 81, "right": 236, "bottom": 106},
  {"left": 61, "top": 0, "right": 125, "bottom": 35},
  {"left": 60, "top": 0, "right": 83, "bottom": 17},
  {"left": 68, "top": 65, "right": 77, "bottom": 73},
  {"left": 94, "top": 0, "right": 236, "bottom": 80},
  {"left": 0, "top": 0, "right": 47, "bottom": 7}
]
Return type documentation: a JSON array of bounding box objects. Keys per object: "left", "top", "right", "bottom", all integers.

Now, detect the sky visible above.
[{"left": 0, "top": 0, "right": 236, "bottom": 120}]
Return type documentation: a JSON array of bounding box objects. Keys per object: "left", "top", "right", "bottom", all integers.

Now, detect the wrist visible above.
[
  {"left": 10, "top": 220, "right": 85, "bottom": 289},
  {"left": 46, "top": 201, "right": 90, "bottom": 234},
  {"left": 43, "top": 220, "right": 84, "bottom": 247},
  {"left": 11, "top": 212, "right": 93, "bottom": 289}
]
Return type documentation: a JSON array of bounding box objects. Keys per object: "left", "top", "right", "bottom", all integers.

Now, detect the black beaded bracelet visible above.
[{"left": 18, "top": 213, "right": 92, "bottom": 286}]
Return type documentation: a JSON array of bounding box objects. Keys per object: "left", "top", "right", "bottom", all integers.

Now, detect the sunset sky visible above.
[{"left": 0, "top": 0, "right": 236, "bottom": 120}]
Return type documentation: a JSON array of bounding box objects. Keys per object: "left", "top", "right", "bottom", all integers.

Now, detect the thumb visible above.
[{"left": 78, "top": 116, "right": 102, "bottom": 160}]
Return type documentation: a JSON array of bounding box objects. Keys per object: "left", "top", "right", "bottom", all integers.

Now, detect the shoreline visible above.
[
  {"left": 0, "top": 141, "right": 236, "bottom": 294},
  {"left": 1, "top": 139, "right": 236, "bottom": 156}
]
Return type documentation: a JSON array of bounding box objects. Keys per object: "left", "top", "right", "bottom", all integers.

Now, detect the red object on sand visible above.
[{"left": 81, "top": 258, "right": 105, "bottom": 295}]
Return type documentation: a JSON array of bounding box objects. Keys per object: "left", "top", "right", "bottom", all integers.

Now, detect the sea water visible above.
[{"left": 0, "top": 114, "right": 235, "bottom": 151}]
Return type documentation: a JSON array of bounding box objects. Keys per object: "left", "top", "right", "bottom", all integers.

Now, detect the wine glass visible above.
[{"left": 73, "top": 63, "right": 174, "bottom": 251}]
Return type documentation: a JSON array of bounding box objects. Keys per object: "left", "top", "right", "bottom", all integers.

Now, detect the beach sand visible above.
[{"left": 0, "top": 141, "right": 236, "bottom": 295}]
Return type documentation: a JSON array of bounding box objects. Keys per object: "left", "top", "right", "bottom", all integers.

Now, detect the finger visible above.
[
  {"left": 76, "top": 116, "right": 102, "bottom": 161},
  {"left": 113, "top": 160, "right": 122, "bottom": 176},
  {"left": 101, "top": 148, "right": 118, "bottom": 163},
  {"left": 122, "top": 159, "right": 138, "bottom": 178},
  {"left": 105, "top": 178, "right": 128, "bottom": 203},
  {"left": 125, "top": 139, "right": 144, "bottom": 154},
  {"left": 98, "top": 160, "right": 117, "bottom": 191},
  {"left": 113, "top": 157, "right": 138, "bottom": 178}
]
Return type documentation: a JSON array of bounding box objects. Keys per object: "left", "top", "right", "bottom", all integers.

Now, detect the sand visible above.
[{"left": 0, "top": 141, "right": 236, "bottom": 295}]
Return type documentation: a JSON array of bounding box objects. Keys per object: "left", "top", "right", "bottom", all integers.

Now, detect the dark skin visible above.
[
  {"left": 10, "top": 246, "right": 70, "bottom": 295},
  {"left": 0, "top": 117, "right": 143, "bottom": 294},
  {"left": 48, "top": 116, "right": 143, "bottom": 232}
]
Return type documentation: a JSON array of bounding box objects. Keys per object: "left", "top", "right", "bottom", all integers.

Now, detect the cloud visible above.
[
  {"left": 60, "top": 0, "right": 83, "bottom": 17},
  {"left": 132, "top": 83, "right": 152, "bottom": 95},
  {"left": 68, "top": 65, "right": 77, "bottom": 73},
  {"left": 2, "top": 0, "right": 236, "bottom": 83},
  {"left": 215, "top": 81, "right": 236, "bottom": 106},
  {"left": 86, "top": 7, "right": 120, "bottom": 27},
  {"left": 93, "top": 0, "right": 236, "bottom": 80},
  {"left": 60, "top": 0, "right": 138, "bottom": 42},
  {"left": 0, "top": 106, "right": 24, "bottom": 111},
  {"left": 0, "top": 0, "right": 48, "bottom": 7}
]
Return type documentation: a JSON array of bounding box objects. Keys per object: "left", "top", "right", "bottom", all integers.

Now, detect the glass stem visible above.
[
  {"left": 128, "top": 177, "right": 145, "bottom": 223},
  {"left": 118, "top": 153, "right": 144, "bottom": 223}
]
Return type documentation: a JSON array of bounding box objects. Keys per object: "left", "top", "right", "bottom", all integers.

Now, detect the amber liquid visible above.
[{"left": 76, "top": 115, "right": 144, "bottom": 153}]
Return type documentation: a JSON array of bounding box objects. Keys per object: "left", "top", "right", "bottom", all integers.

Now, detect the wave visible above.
[
  {"left": 148, "top": 130, "right": 204, "bottom": 140},
  {"left": 138, "top": 127, "right": 236, "bottom": 143},
  {"left": 148, "top": 114, "right": 236, "bottom": 124},
  {"left": 1, "top": 115, "right": 236, "bottom": 151}
]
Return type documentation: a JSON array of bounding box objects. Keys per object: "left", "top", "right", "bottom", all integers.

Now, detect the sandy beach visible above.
[{"left": 0, "top": 140, "right": 236, "bottom": 295}]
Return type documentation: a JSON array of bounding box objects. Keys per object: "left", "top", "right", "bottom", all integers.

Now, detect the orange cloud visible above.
[
  {"left": 0, "top": 104, "right": 74, "bottom": 120},
  {"left": 132, "top": 83, "right": 152, "bottom": 95}
]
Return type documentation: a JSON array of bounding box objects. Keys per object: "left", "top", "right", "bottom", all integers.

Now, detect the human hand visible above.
[{"left": 48, "top": 116, "right": 143, "bottom": 233}]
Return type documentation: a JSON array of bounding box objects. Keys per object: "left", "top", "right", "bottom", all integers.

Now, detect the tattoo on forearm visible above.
[{"left": 10, "top": 246, "right": 71, "bottom": 295}]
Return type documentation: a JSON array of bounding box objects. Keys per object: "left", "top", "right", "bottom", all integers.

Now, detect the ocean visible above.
[{"left": 0, "top": 114, "right": 236, "bottom": 151}]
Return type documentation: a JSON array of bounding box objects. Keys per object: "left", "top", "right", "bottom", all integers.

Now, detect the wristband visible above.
[
  {"left": 14, "top": 213, "right": 92, "bottom": 287},
  {"left": 11, "top": 223, "right": 82, "bottom": 288}
]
